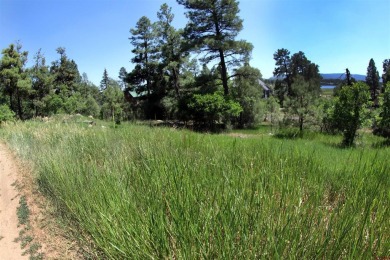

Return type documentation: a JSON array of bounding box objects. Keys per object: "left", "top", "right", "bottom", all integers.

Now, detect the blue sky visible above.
[{"left": 1, "top": 0, "right": 389, "bottom": 85}]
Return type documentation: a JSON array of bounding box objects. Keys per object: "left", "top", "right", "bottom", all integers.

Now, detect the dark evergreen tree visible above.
[
  {"left": 345, "top": 68, "right": 354, "bottom": 86},
  {"left": 273, "top": 48, "right": 292, "bottom": 97},
  {"left": 156, "top": 3, "right": 187, "bottom": 98},
  {"left": 30, "top": 49, "right": 53, "bottom": 117},
  {"left": 177, "top": 0, "right": 253, "bottom": 96},
  {"left": 273, "top": 49, "right": 321, "bottom": 102},
  {"left": 382, "top": 59, "right": 390, "bottom": 93},
  {"left": 366, "top": 58, "right": 380, "bottom": 107},
  {"left": 100, "top": 70, "right": 124, "bottom": 123},
  {"left": 50, "top": 47, "right": 81, "bottom": 97},
  {"left": 373, "top": 82, "right": 390, "bottom": 139},
  {"left": 284, "top": 75, "right": 320, "bottom": 132},
  {"left": 127, "top": 16, "right": 158, "bottom": 97},
  {"left": 100, "top": 68, "right": 109, "bottom": 91},
  {"left": 49, "top": 47, "right": 83, "bottom": 114},
  {"left": 118, "top": 67, "right": 128, "bottom": 90},
  {"left": 0, "top": 43, "right": 31, "bottom": 119}
]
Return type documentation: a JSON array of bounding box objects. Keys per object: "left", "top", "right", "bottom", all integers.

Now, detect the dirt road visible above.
[{"left": 0, "top": 143, "right": 28, "bottom": 260}]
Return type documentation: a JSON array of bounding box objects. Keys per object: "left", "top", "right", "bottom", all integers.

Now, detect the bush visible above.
[
  {"left": 0, "top": 104, "right": 15, "bottom": 124},
  {"left": 374, "top": 82, "right": 390, "bottom": 138},
  {"left": 332, "top": 82, "right": 371, "bottom": 146},
  {"left": 188, "top": 92, "right": 242, "bottom": 130}
]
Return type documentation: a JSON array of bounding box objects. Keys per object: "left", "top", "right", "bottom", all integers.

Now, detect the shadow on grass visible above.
[
  {"left": 273, "top": 128, "right": 320, "bottom": 140},
  {"left": 372, "top": 139, "right": 390, "bottom": 148}
]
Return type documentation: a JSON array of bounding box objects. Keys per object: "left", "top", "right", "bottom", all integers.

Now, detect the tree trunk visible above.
[
  {"left": 219, "top": 49, "right": 229, "bottom": 96},
  {"left": 16, "top": 89, "right": 23, "bottom": 119},
  {"left": 9, "top": 92, "right": 13, "bottom": 113},
  {"left": 172, "top": 67, "right": 180, "bottom": 98},
  {"left": 299, "top": 116, "right": 303, "bottom": 132}
]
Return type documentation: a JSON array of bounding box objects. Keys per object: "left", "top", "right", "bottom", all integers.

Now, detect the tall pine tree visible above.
[
  {"left": 30, "top": 49, "right": 53, "bottom": 117},
  {"left": 366, "top": 58, "right": 380, "bottom": 107},
  {"left": 156, "top": 3, "right": 187, "bottom": 98},
  {"left": 382, "top": 59, "right": 390, "bottom": 92},
  {"left": 0, "top": 43, "right": 31, "bottom": 119},
  {"left": 177, "top": 0, "right": 253, "bottom": 96},
  {"left": 127, "top": 16, "right": 158, "bottom": 97}
]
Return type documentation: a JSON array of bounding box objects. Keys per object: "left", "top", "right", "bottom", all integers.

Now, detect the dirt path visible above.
[
  {"left": 0, "top": 143, "right": 28, "bottom": 260},
  {"left": 0, "top": 143, "right": 86, "bottom": 259}
]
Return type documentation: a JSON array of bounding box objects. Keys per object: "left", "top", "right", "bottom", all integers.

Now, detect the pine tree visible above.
[
  {"left": 382, "top": 59, "right": 390, "bottom": 92},
  {"left": 177, "top": 0, "right": 253, "bottom": 96},
  {"left": 100, "top": 68, "right": 109, "bottom": 91},
  {"left": 127, "top": 16, "right": 158, "bottom": 97},
  {"left": 30, "top": 49, "right": 53, "bottom": 117},
  {"left": 374, "top": 82, "right": 390, "bottom": 139},
  {"left": 50, "top": 47, "right": 81, "bottom": 97},
  {"left": 273, "top": 48, "right": 292, "bottom": 97},
  {"left": 118, "top": 67, "right": 128, "bottom": 90},
  {"left": 284, "top": 75, "right": 320, "bottom": 132},
  {"left": 366, "top": 58, "right": 380, "bottom": 107},
  {"left": 100, "top": 70, "right": 123, "bottom": 123},
  {"left": 273, "top": 49, "right": 321, "bottom": 103},
  {"left": 0, "top": 43, "right": 31, "bottom": 119},
  {"left": 156, "top": 3, "right": 187, "bottom": 98}
]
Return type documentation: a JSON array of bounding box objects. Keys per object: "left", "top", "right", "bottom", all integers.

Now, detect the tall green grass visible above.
[{"left": 1, "top": 119, "right": 389, "bottom": 259}]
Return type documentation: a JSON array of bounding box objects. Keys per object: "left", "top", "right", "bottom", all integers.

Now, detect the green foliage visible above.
[
  {"left": 382, "top": 59, "right": 390, "bottom": 92},
  {"left": 50, "top": 47, "right": 81, "bottom": 95},
  {"left": 82, "top": 95, "right": 100, "bottom": 118},
  {"left": 100, "top": 72, "right": 124, "bottom": 123},
  {"left": 231, "top": 65, "right": 264, "bottom": 128},
  {"left": 0, "top": 43, "right": 31, "bottom": 119},
  {"left": 17, "top": 196, "right": 30, "bottom": 225},
  {"left": 156, "top": 3, "right": 187, "bottom": 98},
  {"left": 366, "top": 58, "right": 380, "bottom": 106},
  {"left": 42, "top": 93, "right": 63, "bottom": 115},
  {"left": 178, "top": 0, "right": 253, "bottom": 95},
  {"left": 264, "top": 96, "right": 282, "bottom": 129},
  {"left": 273, "top": 49, "right": 321, "bottom": 102},
  {"left": 188, "top": 92, "right": 242, "bottom": 129},
  {"left": 283, "top": 75, "right": 321, "bottom": 131},
  {"left": 320, "top": 97, "right": 338, "bottom": 133},
  {"left": 161, "top": 96, "right": 178, "bottom": 120},
  {"left": 0, "top": 104, "right": 15, "bottom": 124},
  {"left": 332, "top": 82, "right": 371, "bottom": 146},
  {"left": 127, "top": 16, "right": 158, "bottom": 97},
  {"left": 374, "top": 82, "right": 390, "bottom": 138}
]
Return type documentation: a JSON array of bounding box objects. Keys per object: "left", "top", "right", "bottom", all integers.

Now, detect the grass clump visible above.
[{"left": 1, "top": 117, "right": 389, "bottom": 259}]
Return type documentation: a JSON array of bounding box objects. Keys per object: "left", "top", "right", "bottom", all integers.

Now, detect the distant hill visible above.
[
  {"left": 320, "top": 73, "right": 366, "bottom": 81},
  {"left": 268, "top": 73, "right": 366, "bottom": 81}
]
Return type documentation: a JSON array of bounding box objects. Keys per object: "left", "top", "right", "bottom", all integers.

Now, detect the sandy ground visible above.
[
  {"left": 0, "top": 143, "right": 84, "bottom": 259},
  {"left": 0, "top": 143, "right": 28, "bottom": 260}
]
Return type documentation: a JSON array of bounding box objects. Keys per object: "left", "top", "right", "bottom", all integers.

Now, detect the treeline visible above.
[
  {"left": 1, "top": 0, "right": 390, "bottom": 146},
  {"left": 0, "top": 44, "right": 128, "bottom": 123}
]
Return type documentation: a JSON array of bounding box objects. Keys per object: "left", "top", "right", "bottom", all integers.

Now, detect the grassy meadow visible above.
[{"left": 1, "top": 116, "right": 389, "bottom": 259}]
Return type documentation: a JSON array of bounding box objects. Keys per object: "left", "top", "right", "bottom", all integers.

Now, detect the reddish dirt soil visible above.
[
  {"left": 0, "top": 143, "right": 28, "bottom": 259},
  {"left": 0, "top": 143, "right": 83, "bottom": 259}
]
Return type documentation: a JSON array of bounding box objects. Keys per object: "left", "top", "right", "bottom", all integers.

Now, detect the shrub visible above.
[
  {"left": 188, "top": 92, "right": 242, "bottom": 130},
  {"left": 374, "top": 82, "right": 390, "bottom": 138},
  {"left": 332, "top": 82, "right": 371, "bottom": 146},
  {"left": 0, "top": 104, "right": 15, "bottom": 124}
]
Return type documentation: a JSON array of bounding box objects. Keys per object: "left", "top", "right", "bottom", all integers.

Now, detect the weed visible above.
[{"left": 17, "top": 196, "right": 29, "bottom": 226}]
